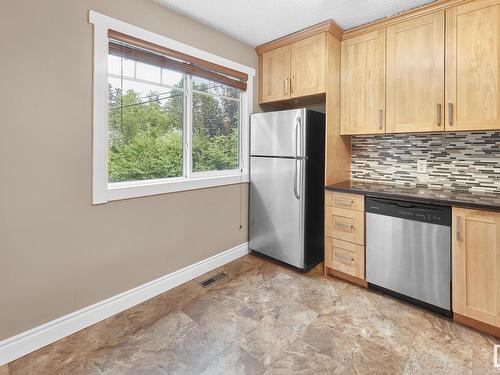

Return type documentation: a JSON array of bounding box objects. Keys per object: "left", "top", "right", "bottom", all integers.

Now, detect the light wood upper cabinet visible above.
[
  {"left": 341, "top": 30, "right": 386, "bottom": 135},
  {"left": 260, "top": 45, "right": 291, "bottom": 103},
  {"left": 258, "top": 0, "right": 500, "bottom": 132},
  {"left": 339, "top": 0, "right": 500, "bottom": 134},
  {"left": 259, "top": 33, "right": 328, "bottom": 104},
  {"left": 446, "top": 0, "right": 500, "bottom": 131},
  {"left": 453, "top": 207, "right": 500, "bottom": 327},
  {"left": 290, "top": 33, "right": 326, "bottom": 97},
  {"left": 386, "top": 12, "right": 445, "bottom": 133}
]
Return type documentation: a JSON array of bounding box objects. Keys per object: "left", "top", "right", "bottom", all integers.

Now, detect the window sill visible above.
[{"left": 98, "top": 174, "right": 249, "bottom": 204}]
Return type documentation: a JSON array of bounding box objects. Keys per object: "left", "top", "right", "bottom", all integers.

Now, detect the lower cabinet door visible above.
[
  {"left": 325, "top": 207, "right": 365, "bottom": 245},
  {"left": 325, "top": 237, "right": 365, "bottom": 279},
  {"left": 453, "top": 207, "right": 500, "bottom": 326}
]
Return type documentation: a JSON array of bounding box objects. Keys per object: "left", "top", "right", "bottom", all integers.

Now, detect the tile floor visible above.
[{"left": 2, "top": 253, "right": 500, "bottom": 374}]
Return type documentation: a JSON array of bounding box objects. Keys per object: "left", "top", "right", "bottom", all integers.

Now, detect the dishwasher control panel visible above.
[{"left": 365, "top": 197, "right": 451, "bottom": 226}]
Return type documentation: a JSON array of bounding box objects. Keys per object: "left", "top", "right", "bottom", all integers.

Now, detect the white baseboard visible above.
[{"left": 0, "top": 243, "right": 249, "bottom": 366}]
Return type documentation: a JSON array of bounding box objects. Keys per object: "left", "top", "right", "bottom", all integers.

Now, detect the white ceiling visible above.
[{"left": 156, "top": 0, "right": 436, "bottom": 47}]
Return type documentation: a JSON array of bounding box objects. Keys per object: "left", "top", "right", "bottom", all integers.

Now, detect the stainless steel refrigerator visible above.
[{"left": 249, "top": 108, "right": 325, "bottom": 271}]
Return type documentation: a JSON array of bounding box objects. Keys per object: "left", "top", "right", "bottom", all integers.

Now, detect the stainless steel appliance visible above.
[
  {"left": 365, "top": 197, "right": 452, "bottom": 316},
  {"left": 249, "top": 109, "right": 325, "bottom": 270}
]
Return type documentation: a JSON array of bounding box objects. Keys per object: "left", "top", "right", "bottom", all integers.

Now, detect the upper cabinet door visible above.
[
  {"left": 260, "top": 45, "right": 291, "bottom": 103},
  {"left": 341, "top": 30, "right": 386, "bottom": 135},
  {"left": 446, "top": 0, "right": 500, "bottom": 131},
  {"left": 290, "top": 33, "right": 326, "bottom": 98},
  {"left": 386, "top": 12, "right": 445, "bottom": 133}
]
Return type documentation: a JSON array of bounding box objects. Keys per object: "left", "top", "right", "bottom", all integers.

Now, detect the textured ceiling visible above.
[{"left": 156, "top": 0, "right": 436, "bottom": 46}]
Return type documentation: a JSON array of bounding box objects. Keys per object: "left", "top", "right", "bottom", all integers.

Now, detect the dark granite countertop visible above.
[{"left": 325, "top": 180, "right": 500, "bottom": 212}]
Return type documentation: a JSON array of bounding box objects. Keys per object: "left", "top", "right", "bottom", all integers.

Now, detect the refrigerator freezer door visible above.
[
  {"left": 249, "top": 156, "right": 305, "bottom": 268},
  {"left": 250, "top": 109, "right": 306, "bottom": 157}
]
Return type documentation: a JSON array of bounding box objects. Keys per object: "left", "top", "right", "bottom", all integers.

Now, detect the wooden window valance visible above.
[{"left": 108, "top": 30, "right": 247, "bottom": 91}]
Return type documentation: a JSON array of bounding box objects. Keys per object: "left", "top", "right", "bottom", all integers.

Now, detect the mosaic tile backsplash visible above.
[{"left": 351, "top": 132, "right": 500, "bottom": 193}]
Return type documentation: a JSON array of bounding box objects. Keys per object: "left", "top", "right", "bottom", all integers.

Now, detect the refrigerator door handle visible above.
[
  {"left": 293, "top": 116, "right": 301, "bottom": 199},
  {"left": 294, "top": 116, "right": 301, "bottom": 158},
  {"left": 293, "top": 159, "right": 301, "bottom": 200}
]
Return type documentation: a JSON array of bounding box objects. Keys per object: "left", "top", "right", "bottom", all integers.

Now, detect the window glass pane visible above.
[
  {"left": 192, "top": 84, "right": 240, "bottom": 172},
  {"left": 107, "top": 55, "right": 185, "bottom": 183},
  {"left": 108, "top": 56, "right": 135, "bottom": 78},
  {"left": 192, "top": 76, "right": 240, "bottom": 98},
  {"left": 162, "top": 68, "right": 184, "bottom": 88},
  {"left": 108, "top": 76, "right": 122, "bottom": 92},
  {"left": 121, "top": 77, "right": 173, "bottom": 99},
  {"left": 135, "top": 61, "right": 161, "bottom": 83},
  {"left": 122, "top": 59, "right": 135, "bottom": 78},
  {"left": 108, "top": 55, "right": 121, "bottom": 75}
]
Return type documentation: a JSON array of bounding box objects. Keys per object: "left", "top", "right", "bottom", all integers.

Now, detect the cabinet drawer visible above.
[
  {"left": 326, "top": 191, "right": 364, "bottom": 211},
  {"left": 325, "top": 206, "right": 365, "bottom": 245},
  {"left": 325, "top": 237, "right": 365, "bottom": 279}
]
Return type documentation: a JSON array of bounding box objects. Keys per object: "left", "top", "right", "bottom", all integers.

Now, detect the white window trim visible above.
[{"left": 89, "top": 10, "right": 255, "bottom": 204}]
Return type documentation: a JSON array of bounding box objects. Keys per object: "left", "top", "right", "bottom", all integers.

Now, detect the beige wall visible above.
[{"left": 0, "top": 0, "right": 257, "bottom": 341}]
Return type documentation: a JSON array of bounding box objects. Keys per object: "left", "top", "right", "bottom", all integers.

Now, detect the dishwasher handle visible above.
[
  {"left": 368, "top": 198, "right": 443, "bottom": 211},
  {"left": 365, "top": 196, "right": 451, "bottom": 226}
]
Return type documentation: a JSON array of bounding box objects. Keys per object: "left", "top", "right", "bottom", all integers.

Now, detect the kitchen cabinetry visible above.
[
  {"left": 290, "top": 33, "right": 326, "bottom": 98},
  {"left": 386, "top": 12, "right": 445, "bottom": 133},
  {"left": 453, "top": 207, "right": 500, "bottom": 328},
  {"left": 340, "top": 30, "right": 386, "bottom": 135},
  {"left": 325, "top": 191, "right": 366, "bottom": 284},
  {"left": 446, "top": 0, "right": 500, "bottom": 131},
  {"left": 258, "top": 0, "right": 500, "bottom": 134},
  {"left": 260, "top": 45, "right": 291, "bottom": 103},
  {"left": 258, "top": 33, "right": 329, "bottom": 103},
  {"left": 256, "top": 21, "right": 350, "bottom": 188},
  {"left": 340, "top": 0, "right": 500, "bottom": 135}
]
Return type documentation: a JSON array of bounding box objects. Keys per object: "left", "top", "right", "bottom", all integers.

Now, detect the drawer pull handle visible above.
[
  {"left": 334, "top": 253, "right": 355, "bottom": 266},
  {"left": 334, "top": 222, "right": 354, "bottom": 232},
  {"left": 334, "top": 198, "right": 354, "bottom": 207}
]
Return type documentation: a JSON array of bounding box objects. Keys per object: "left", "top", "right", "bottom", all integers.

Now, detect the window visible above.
[
  {"left": 108, "top": 55, "right": 185, "bottom": 183},
  {"left": 89, "top": 11, "right": 255, "bottom": 204},
  {"left": 192, "top": 76, "right": 240, "bottom": 173}
]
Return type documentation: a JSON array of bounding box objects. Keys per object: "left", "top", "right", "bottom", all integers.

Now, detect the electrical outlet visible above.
[{"left": 417, "top": 159, "right": 427, "bottom": 174}]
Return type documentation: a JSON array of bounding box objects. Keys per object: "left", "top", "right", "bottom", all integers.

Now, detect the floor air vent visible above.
[{"left": 199, "top": 272, "right": 227, "bottom": 287}]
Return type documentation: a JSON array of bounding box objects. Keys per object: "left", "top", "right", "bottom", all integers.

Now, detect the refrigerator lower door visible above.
[{"left": 249, "top": 156, "right": 305, "bottom": 268}]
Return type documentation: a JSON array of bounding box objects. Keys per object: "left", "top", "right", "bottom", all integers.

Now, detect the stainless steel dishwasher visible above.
[{"left": 365, "top": 197, "right": 452, "bottom": 316}]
